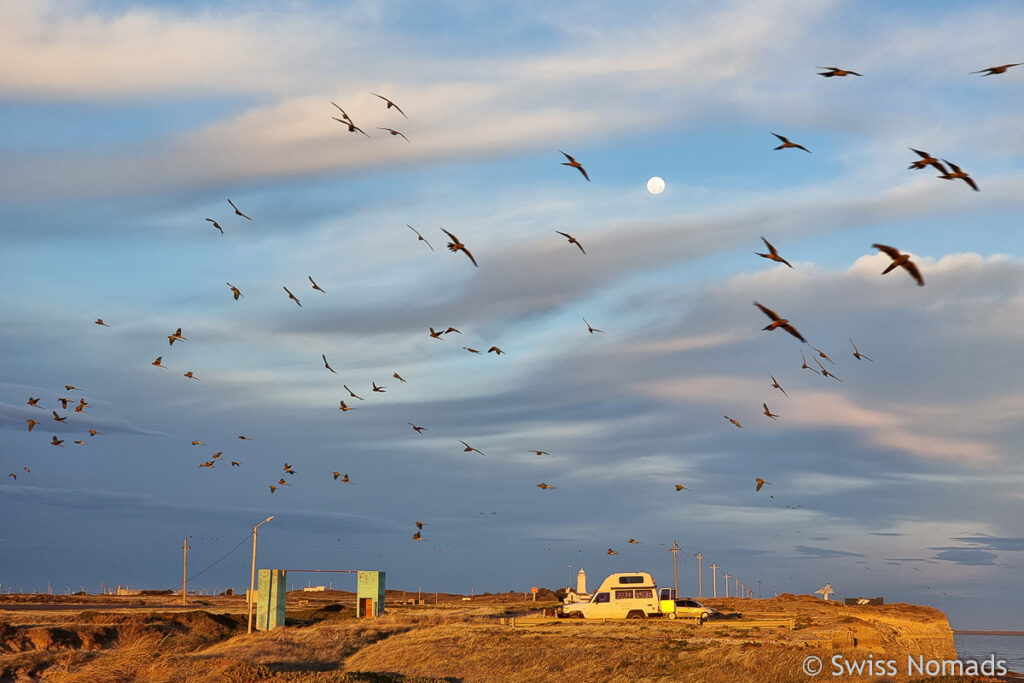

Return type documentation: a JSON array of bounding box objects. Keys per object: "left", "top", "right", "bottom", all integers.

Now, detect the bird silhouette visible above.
[
  {"left": 269, "top": 485, "right": 278, "bottom": 493},
  {"left": 323, "top": 354, "right": 337, "bottom": 373},
  {"left": 755, "top": 478, "right": 771, "bottom": 492},
  {"left": 191, "top": 440, "right": 202, "bottom": 446},
  {"left": 206, "top": 218, "right": 224, "bottom": 234},
  {"left": 850, "top": 340, "right": 873, "bottom": 361},
  {"left": 814, "top": 358, "right": 843, "bottom": 381},
  {"left": 487, "top": 346, "right": 504, "bottom": 355},
  {"left": 371, "top": 93, "right": 407, "bottom": 118},
  {"left": 938, "top": 160, "right": 979, "bottom": 191},
  {"left": 971, "top": 63, "right": 1022, "bottom": 76},
  {"left": 58, "top": 398, "right": 69, "bottom": 409},
  {"left": 800, "top": 350, "right": 819, "bottom": 374},
  {"left": 463, "top": 346, "right": 480, "bottom": 354},
  {"left": 407, "top": 225, "right": 434, "bottom": 251},
  {"left": 27, "top": 419, "right": 38, "bottom": 432},
  {"left": 27, "top": 397, "right": 42, "bottom": 408},
  {"left": 94, "top": 318, "right": 111, "bottom": 327},
  {"left": 770, "top": 375, "right": 788, "bottom": 397},
  {"left": 772, "top": 133, "right": 811, "bottom": 152},
  {"left": 65, "top": 385, "right": 80, "bottom": 391},
  {"left": 443, "top": 327, "right": 461, "bottom": 335},
  {"left": 52, "top": 411, "right": 66, "bottom": 423},
  {"left": 872, "top": 244, "right": 924, "bottom": 286},
  {"left": 183, "top": 371, "right": 199, "bottom": 380},
  {"left": 393, "top": 372, "right": 406, "bottom": 382},
  {"left": 339, "top": 400, "right": 355, "bottom": 411},
  {"left": 537, "top": 483, "right": 555, "bottom": 489},
  {"left": 555, "top": 231, "right": 586, "bottom": 254},
  {"left": 309, "top": 276, "right": 325, "bottom": 293},
  {"left": 817, "top": 66, "right": 861, "bottom": 77},
  {"left": 763, "top": 403, "right": 779, "bottom": 419},
  {"left": 756, "top": 237, "right": 793, "bottom": 267},
  {"left": 607, "top": 548, "right": 618, "bottom": 555},
  {"left": 344, "top": 385, "right": 364, "bottom": 400},
  {"left": 674, "top": 484, "right": 688, "bottom": 491},
  {"left": 377, "top": 127, "right": 409, "bottom": 142},
  {"left": 628, "top": 538, "right": 640, "bottom": 544},
  {"left": 226, "top": 283, "right": 243, "bottom": 300},
  {"left": 167, "top": 327, "right": 187, "bottom": 346},
  {"left": 237, "top": 435, "right": 252, "bottom": 440},
  {"left": 51, "top": 436, "right": 64, "bottom": 447},
  {"left": 559, "top": 151, "right": 590, "bottom": 181},
  {"left": 227, "top": 198, "right": 251, "bottom": 220},
  {"left": 231, "top": 461, "right": 240, "bottom": 467},
  {"left": 907, "top": 148, "right": 947, "bottom": 173},
  {"left": 440, "top": 228, "right": 478, "bottom": 267},
  {"left": 811, "top": 346, "right": 835, "bottom": 365},
  {"left": 88, "top": 429, "right": 100, "bottom": 436},
  {"left": 332, "top": 116, "right": 370, "bottom": 137},
  {"left": 415, "top": 521, "right": 425, "bottom": 530},
  {"left": 583, "top": 318, "right": 604, "bottom": 334},
  {"left": 413, "top": 531, "right": 423, "bottom": 540},
  {"left": 460, "top": 440, "right": 485, "bottom": 455},
  {"left": 283, "top": 286, "right": 302, "bottom": 307},
  {"left": 372, "top": 382, "right": 386, "bottom": 393},
  {"left": 409, "top": 423, "right": 426, "bottom": 433},
  {"left": 753, "top": 302, "right": 807, "bottom": 342},
  {"left": 528, "top": 450, "right": 551, "bottom": 456},
  {"left": 428, "top": 327, "right": 445, "bottom": 340},
  {"left": 724, "top": 416, "right": 742, "bottom": 428}
]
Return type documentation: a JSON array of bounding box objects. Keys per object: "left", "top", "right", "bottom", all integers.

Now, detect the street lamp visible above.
[{"left": 247, "top": 515, "right": 274, "bottom": 634}]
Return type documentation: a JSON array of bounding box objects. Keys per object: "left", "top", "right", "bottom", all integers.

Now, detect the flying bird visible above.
[
  {"left": 227, "top": 198, "right": 252, "bottom": 220},
  {"left": 407, "top": 225, "right": 434, "bottom": 251},
  {"left": 344, "top": 385, "right": 364, "bottom": 400},
  {"left": 628, "top": 539, "right": 640, "bottom": 544},
  {"left": 269, "top": 485, "right": 278, "bottom": 493},
  {"left": 393, "top": 372, "right": 406, "bottom": 382},
  {"left": 226, "top": 283, "right": 243, "bottom": 300},
  {"left": 559, "top": 150, "right": 590, "bottom": 181},
  {"left": 283, "top": 286, "right": 302, "bottom": 307},
  {"left": 237, "top": 435, "right": 252, "bottom": 440},
  {"left": 763, "top": 403, "right": 779, "bottom": 419},
  {"left": 51, "top": 436, "right": 64, "bottom": 447},
  {"left": 583, "top": 318, "right": 604, "bottom": 334},
  {"left": 27, "top": 397, "right": 42, "bottom": 408},
  {"left": 815, "top": 358, "right": 843, "bottom": 382},
  {"left": 330, "top": 101, "right": 351, "bottom": 122},
  {"left": 332, "top": 116, "right": 370, "bottom": 137},
  {"left": 971, "top": 63, "right": 1022, "bottom": 76},
  {"left": 199, "top": 461, "right": 215, "bottom": 469},
  {"left": 772, "top": 133, "right": 811, "bottom": 153},
  {"left": 206, "top": 218, "right": 224, "bottom": 235},
  {"left": 412, "top": 531, "right": 423, "bottom": 541},
  {"left": 211, "top": 452, "right": 222, "bottom": 459},
  {"left": 371, "top": 92, "right": 408, "bottom": 118},
  {"left": 377, "top": 127, "right": 409, "bottom": 142},
  {"left": 753, "top": 302, "right": 807, "bottom": 342},
  {"left": 528, "top": 450, "right": 551, "bottom": 456},
  {"left": 443, "top": 327, "right": 461, "bottom": 335},
  {"left": 487, "top": 346, "right": 504, "bottom": 355},
  {"left": 800, "top": 349, "right": 819, "bottom": 374},
  {"left": 811, "top": 346, "right": 835, "bottom": 365},
  {"left": 277, "top": 478, "right": 289, "bottom": 486},
  {"left": 339, "top": 400, "right": 354, "bottom": 412},
  {"left": 724, "top": 416, "right": 742, "bottom": 428},
  {"left": 462, "top": 347, "right": 480, "bottom": 354},
  {"left": 907, "top": 148, "right": 947, "bottom": 173},
  {"left": 65, "top": 385, "right": 80, "bottom": 391},
  {"left": 770, "top": 375, "right": 788, "bottom": 397},
  {"left": 555, "top": 231, "right": 586, "bottom": 254},
  {"left": 440, "top": 228, "right": 478, "bottom": 267},
  {"left": 428, "top": 327, "right": 445, "bottom": 340},
  {"left": 322, "top": 354, "right": 338, "bottom": 373},
  {"left": 283, "top": 463, "right": 296, "bottom": 475},
  {"left": 537, "top": 483, "right": 555, "bottom": 490},
  {"left": 415, "top": 521, "right": 425, "bottom": 530},
  {"left": 27, "top": 419, "right": 38, "bottom": 432},
  {"left": 168, "top": 327, "right": 187, "bottom": 346},
  {"left": 191, "top": 440, "right": 203, "bottom": 446},
  {"left": 88, "top": 429, "right": 100, "bottom": 436},
  {"left": 872, "top": 244, "right": 924, "bottom": 286},
  {"left": 372, "top": 382, "right": 386, "bottom": 393},
  {"left": 460, "top": 440, "right": 486, "bottom": 456},
  {"left": 850, "top": 339, "right": 873, "bottom": 361},
  {"left": 756, "top": 237, "right": 793, "bottom": 268},
  {"left": 607, "top": 548, "right": 618, "bottom": 555},
  {"left": 938, "top": 160, "right": 979, "bottom": 191},
  {"left": 58, "top": 398, "right": 69, "bottom": 409},
  {"left": 231, "top": 461, "right": 240, "bottom": 467},
  {"left": 94, "top": 319, "right": 110, "bottom": 327},
  {"left": 409, "top": 423, "right": 426, "bottom": 433},
  {"left": 674, "top": 484, "right": 688, "bottom": 491},
  {"left": 153, "top": 356, "right": 167, "bottom": 368},
  {"left": 183, "top": 371, "right": 199, "bottom": 381},
  {"left": 755, "top": 478, "right": 771, "bottom": 492},
  {"left": 817, "top": 66, "right": 862, "bottom": 77},
  {"left": 309, "top": 276, "right": 325, "bottom": 293}
]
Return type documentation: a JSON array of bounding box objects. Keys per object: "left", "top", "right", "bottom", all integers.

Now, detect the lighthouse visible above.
[{"left": 577, "top": 568, "right": 587, "bottom": 595}]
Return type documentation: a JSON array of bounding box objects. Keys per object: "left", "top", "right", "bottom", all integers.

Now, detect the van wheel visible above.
[
  {"left": 667, "top": 612, "right": 676, "bottom": 620},
  {"left": 570, "top": 611, "right": 584, "bottom": 619},
  {"left": 626, "top": 610, "right": 646, "bottom": 619}
]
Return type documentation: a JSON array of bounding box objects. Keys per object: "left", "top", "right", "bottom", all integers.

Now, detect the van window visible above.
[
  {"left": 660, "top": 588, "right": 676, "bottom": 601},
  {"left": 618, "top": 576, "right": 645, "bottom": 584},
  {"left": 614, "top": 590, "right": 633, "bottom": 600},
  {"left": 635, "top": 589, "right": 653, "bottom": 599},
  {"left": 593, "top": 592, "right": 609, "bottom": 603}
]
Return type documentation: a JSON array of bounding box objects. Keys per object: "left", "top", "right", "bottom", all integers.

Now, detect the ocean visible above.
[{"left": 954, "top": 634, "right": 1024, "bottom": 675}]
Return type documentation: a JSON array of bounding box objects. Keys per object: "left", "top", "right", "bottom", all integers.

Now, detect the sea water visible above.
[{"left": 954, "top": 634, "right": 1024, "bottom": 675}]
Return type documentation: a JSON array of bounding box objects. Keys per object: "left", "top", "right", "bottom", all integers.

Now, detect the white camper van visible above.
[{"left": 557, "top": 572, "right": 661, "bottom": 619}]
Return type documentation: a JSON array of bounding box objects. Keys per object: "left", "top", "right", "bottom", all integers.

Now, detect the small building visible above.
[
  {"left": 115, "top": 585, "right": 141, "bottom": 596},
  {"left": 302, "top": 585, "right": 327, "bottom": 592},
  {"left": 564, "top": 568, "right": 591, "bottom": 604},
  {"left": 356, "top": 571, "right": 385, "bottom": 618}
]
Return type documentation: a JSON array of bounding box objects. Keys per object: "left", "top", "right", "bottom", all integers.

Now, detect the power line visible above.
[{"left": 167, "top": 532, "right": 251, "bottom": 592}]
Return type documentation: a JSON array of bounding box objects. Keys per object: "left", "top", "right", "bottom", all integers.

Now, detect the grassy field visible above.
[{"left": 0, "top": 591, "right": 981, "bottom": 682}]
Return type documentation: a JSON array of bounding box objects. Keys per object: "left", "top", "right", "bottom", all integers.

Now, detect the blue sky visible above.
[{"left": 1, "top": 0, "right": 1023, "bottom": 629}]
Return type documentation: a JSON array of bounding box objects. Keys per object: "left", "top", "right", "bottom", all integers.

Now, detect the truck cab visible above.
[{"left": 558, "top": 572, "right": 661, "bottom": 619}]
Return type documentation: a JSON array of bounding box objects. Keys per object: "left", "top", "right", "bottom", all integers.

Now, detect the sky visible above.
[{"left": 1, "top": 0, "right": 1022, "bottom": 630}]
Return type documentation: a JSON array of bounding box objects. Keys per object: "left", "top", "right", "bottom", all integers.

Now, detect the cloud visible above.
[
  {"left": 950, "top": 535, "right": 1024, "bottom": 552},
  {"left": 794, "top": 545, "right": 865, "bottom": 559},
  {"left": 929, "top": 549, "right": 999, "bottom": 567}
]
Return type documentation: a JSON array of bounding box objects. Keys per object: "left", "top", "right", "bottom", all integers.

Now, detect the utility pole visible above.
[
  {"left": 667, "top": 540, "right": 681, "bottom": 598},
  {"left": 710, "top": 563, "right": 719, "bottom": 598},
  {"left": 723, "top": 573, "right": 730, "bottom": 597},
  {"left": 758, "top": 580, "right": 761, "bottom": 599},
  {"left": 735, "top": 577, "right": 739, "bottom": 596},
  {"left": 182, "top": 538, "right": 191, "bottom": 605},
  {"left": 694, "top": 552, "right": 705, "bottom": 598}
]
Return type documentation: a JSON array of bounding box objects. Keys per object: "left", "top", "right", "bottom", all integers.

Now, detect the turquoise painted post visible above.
[
  {"left": 357, "top": 571, "right": 386, "bottom": 617},
  {"left": 256, "top": 569, "right": 287, "bottom": 630}
]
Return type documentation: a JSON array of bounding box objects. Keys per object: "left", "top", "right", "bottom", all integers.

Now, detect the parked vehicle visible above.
[
  {"left": 666, "top": 597, "right": 718, "bottom": 621},
  {"left": 557, "top": 572, "right": 661, "bottom": 619}
]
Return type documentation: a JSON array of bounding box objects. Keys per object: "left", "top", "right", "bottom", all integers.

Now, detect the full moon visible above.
[{"left": 646, "top": 176, "right": 666, "bottom": 194}]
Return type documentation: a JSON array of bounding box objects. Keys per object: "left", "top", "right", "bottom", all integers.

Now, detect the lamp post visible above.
[{"left": 246, "top": 515, "right": 274, "bottom": 634}]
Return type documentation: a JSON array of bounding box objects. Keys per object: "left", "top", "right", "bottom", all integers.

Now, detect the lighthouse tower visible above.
[{"left": 577, "top": 568, "right": 587, "bottom": 595}]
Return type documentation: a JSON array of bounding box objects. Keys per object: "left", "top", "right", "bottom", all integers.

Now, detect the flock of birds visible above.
[{"left": 8, "top": 62, "right": 1014, "bottom": 575}]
